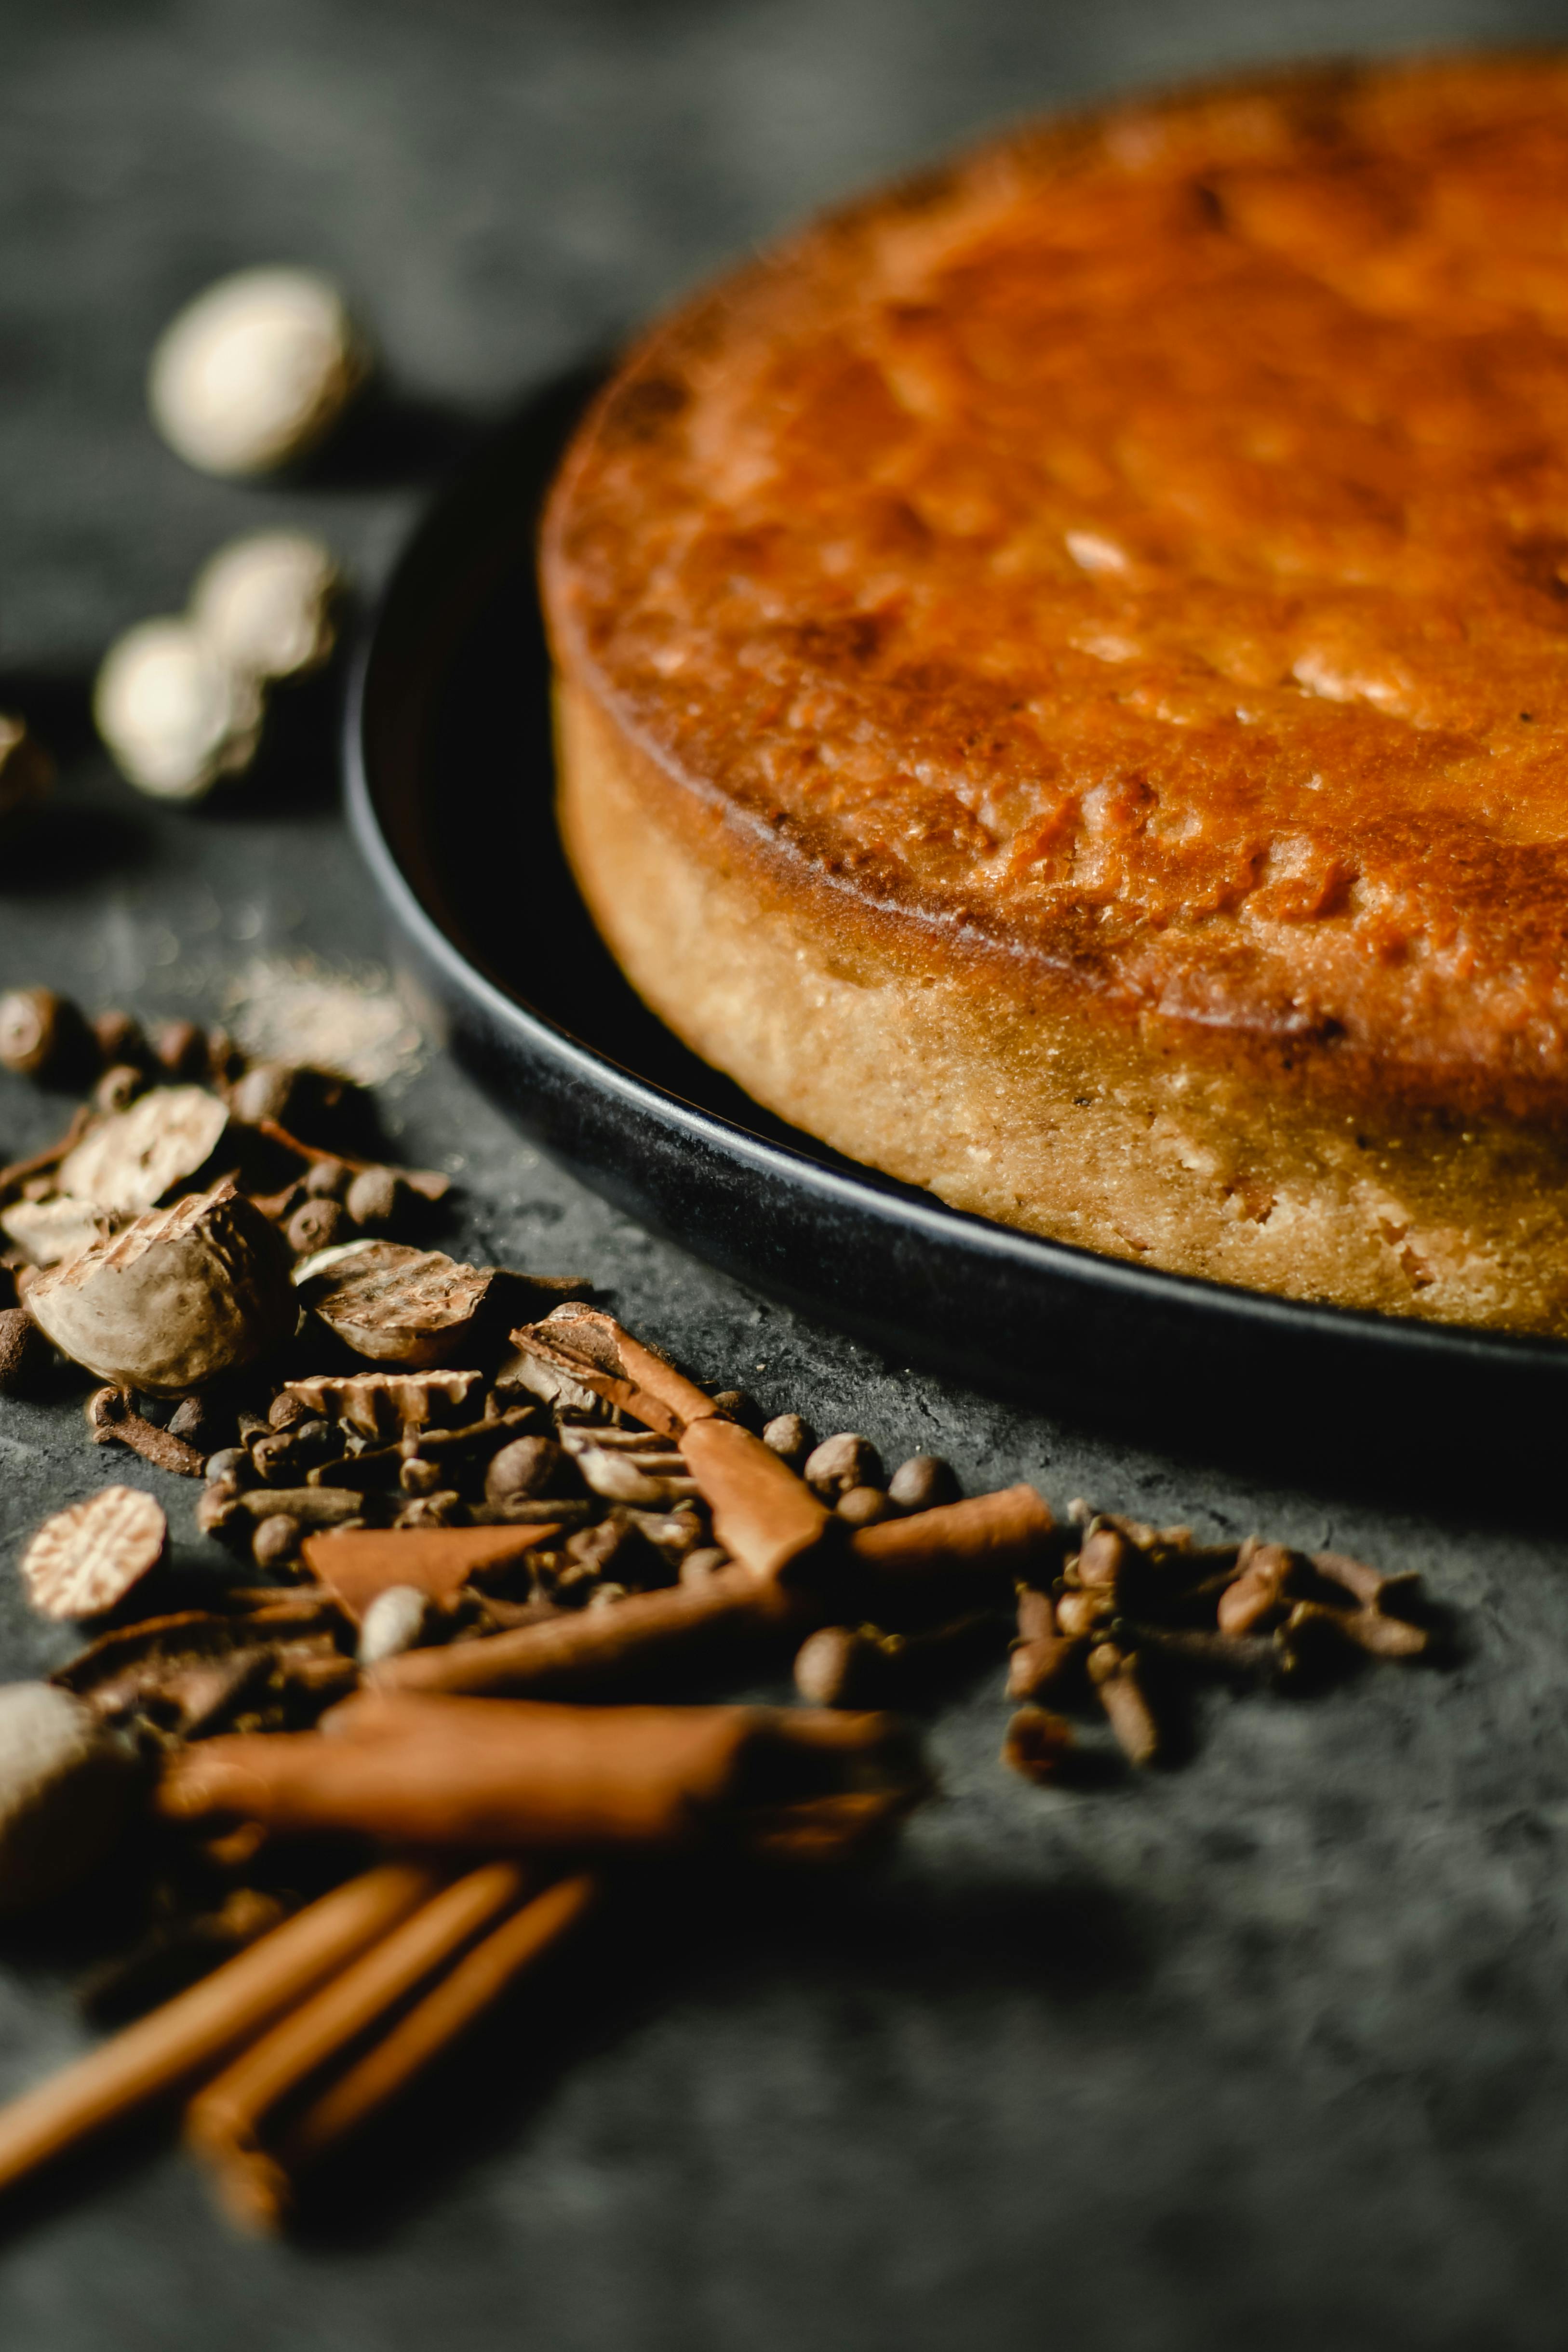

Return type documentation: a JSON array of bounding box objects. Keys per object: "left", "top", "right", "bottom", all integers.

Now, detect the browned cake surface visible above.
[{"left": 543, "top": 56, "right": 1568, "bottom": 1330}]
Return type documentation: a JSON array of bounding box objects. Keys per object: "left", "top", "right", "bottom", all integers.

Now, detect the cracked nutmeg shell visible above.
[
  {"left": 26, "top": 1179, "right": 297, "bottom": 1393},
  {"left": 296, "top": 1240, "right": 499, "bottom": 1368}
]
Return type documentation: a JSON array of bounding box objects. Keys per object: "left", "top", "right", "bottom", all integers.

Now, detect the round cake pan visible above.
[{"left": 345, "top": 374, "right": 1568, "bottom": 1500}]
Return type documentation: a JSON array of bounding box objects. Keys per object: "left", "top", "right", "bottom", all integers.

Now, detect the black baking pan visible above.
[{"left": 345, "top": 372, "right": 1568, "bottom": 1498}]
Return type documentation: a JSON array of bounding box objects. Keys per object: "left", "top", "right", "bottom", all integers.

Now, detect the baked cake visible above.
[{"left": 542, "top": 56, "right": 1568, "bottom": 1335}]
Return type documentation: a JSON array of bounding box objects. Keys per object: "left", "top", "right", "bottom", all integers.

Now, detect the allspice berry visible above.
[
  {"left": 93, "top": 1063, "right": 146, "bottom": 1114},
  {"left": 285, "top": 1197, "right": 348, "bottom": 1256},
  {"left": 762, "top": 1412, "right": 813, "bottom": 1467},
  {"left": 0, "top": 988, "right": 55, "bottom": 1075},
  {"left": 0, "top": 1308, "right": 44, "bottom": 1396},
  {"left": 803, "top": 1431, "right": 883, "bottom": 1500},
  {"left": 228, "top": 1059, "right": 298, "bottom": 1127},
  {"left": 94, "top": 617, "right": 262, "bottom": 801},
  {"left": 835, "top": 1484, "right": 893, "bottom": 1530},
  {"left": 152, "top": 1017, "right": 208, "bottom": 1080},
  {"left": 344, "top": 1164, "right": 402, "bottom": 1230},
  {"left": 0, "top": 714, "right": 54, "bottom": 834},
  {"left": 0, "top": 987, "right": 87, "bottom": 1082},
  {"left": 887, "top": 1455, "right": 960, "bottom": 1513},
  {"left": 148, "top": 267, "right": 370, "bottom": 478},
  {"left": 91, "top": 1008, "right": 146, "bottom": 1068},
  {"left": 302, "top": 1156, "right": 349, "bottom": 1200}
]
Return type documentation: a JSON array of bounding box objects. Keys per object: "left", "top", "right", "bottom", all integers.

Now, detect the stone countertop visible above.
[{"left": 2, "top": 5, "right": 1567, "bottom": 2347}]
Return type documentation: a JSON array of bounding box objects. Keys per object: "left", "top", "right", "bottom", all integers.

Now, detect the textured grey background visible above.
[{"left": 4, "top": 3, "right": 1568, "bottom": 2346}]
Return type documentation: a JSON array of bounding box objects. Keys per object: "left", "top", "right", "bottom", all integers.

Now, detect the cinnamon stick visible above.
[
  {"left": 374, "top": 1560, "right": 804, "bottom": 1698},
  {"left": 187, "top": 1860, "right": 530, "bottom": 2232},
  {"left": 157, "top": 1693, "right": 927, "bottom": 1859},
  {"left": 847, "top": 1485, "right": 1055, "bottom": 1619},
  {"left": 275, "top": 1873, "right": 598, "bottom": 2196},
  {"left": 372, "top": 1485, "right": 1053, "bottom": 1700},
  {"left": 679, "top": 1416, "right": 835, "bottom": 1580},
  {"left": 0, "top": 1862, "right": 439, "bottom": 2200}
]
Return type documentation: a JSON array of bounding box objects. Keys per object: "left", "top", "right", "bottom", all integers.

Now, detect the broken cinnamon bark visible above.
[
  {"left": 157, "top": 1692, "right": 928, "bottom": 1859},
  {"left": 301, "top": 1523, "right": 563, "bottom": 1618},
  {"left": 505, "top": 1306, "right": 719, "bottom": 1435}
]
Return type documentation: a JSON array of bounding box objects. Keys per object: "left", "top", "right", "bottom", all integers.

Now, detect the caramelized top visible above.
[{"left": 545, "top": 59, "right": 1568, "bottom": 1112}]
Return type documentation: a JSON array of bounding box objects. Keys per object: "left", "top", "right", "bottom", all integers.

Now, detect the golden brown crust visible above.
[
  {"left": 557, "top": 675, "right": 1568, "bottom": 1333},
  {"left": 543, "top": 55, "right": 1568, "bottom": 1329}
]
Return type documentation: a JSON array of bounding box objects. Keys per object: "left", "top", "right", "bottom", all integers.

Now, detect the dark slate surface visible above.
[{"left": 3, "top": 4, "right": 1568, "bottom": 2344}]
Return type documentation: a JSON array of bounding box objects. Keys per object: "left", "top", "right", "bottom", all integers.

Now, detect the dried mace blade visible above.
[
  {"left": 297, "top": 1243, "right": 500, "bottom": 1368},
  {"left": 26, "top": 1180, "right": 296, "bottom": 1394},
  {"left": 20, "top": 1487, "right": 169, "bottom": 1619}
]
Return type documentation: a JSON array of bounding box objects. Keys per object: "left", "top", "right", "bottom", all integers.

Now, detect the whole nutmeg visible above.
[
  {"left": 484, "top": 1435, "right": 561, "bottom": 1507},
  {"left": 887, "top": 1455, "right": 960, "bottom": 1514},
  {"left": 0, "top": 1685, "right": 141, "bottom": 1918},
  {"left": 148, "top": 267, "right": 371, "bottom": 477},
  {"left": 190, "top": 531, "right": 340, "bottom": 682},
  {"left": 803, "top": 1431, "right": 884, "bottom": 1500},
  {"left": 94, "top": 617, "right": 262, "bottom": 801},
  {"left": 26, "top": 1179, "right": 297, "bottom": 1394},
  {"left": 344, "top": 1164, "right": 402, "bottom": 1230}
]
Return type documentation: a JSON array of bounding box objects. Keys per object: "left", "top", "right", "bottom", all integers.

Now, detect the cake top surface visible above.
[{"left": 544, "top": 57, "right": 1568, "bottom": 1112}]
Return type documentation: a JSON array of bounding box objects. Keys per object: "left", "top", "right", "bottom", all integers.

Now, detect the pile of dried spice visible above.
[{"left": 0, "top": 992, "right": 1440, "bottom": 2233}]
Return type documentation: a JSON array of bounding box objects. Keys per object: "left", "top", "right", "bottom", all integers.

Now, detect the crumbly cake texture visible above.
[{"left": 544, "top": 56, "right": 1568, "bottom": 1335}]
